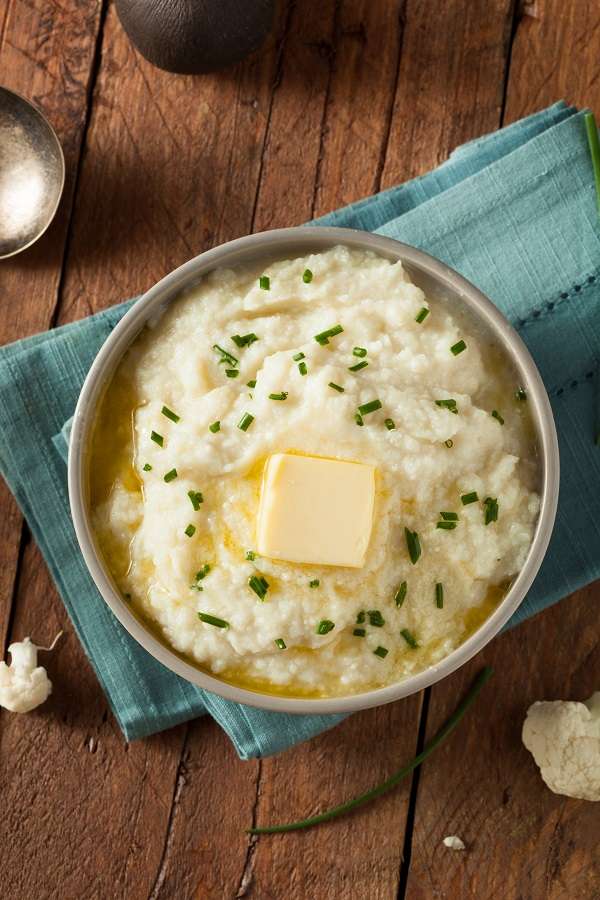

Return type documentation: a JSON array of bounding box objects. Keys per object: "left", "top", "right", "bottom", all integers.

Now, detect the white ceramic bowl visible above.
[{"left": 68, "top": 227, "right": 559, "bottom": 714}]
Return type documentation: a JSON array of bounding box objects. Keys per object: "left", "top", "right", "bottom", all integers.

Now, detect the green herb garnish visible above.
[
  {"left": 384, "top": 418, "right": 396, "bottom": 431},
  {"left": 142, "top": 463, "right": 152, "bottom": 472},
  {"left": 302, "top": 269, "right": 313, "bottom": 283},
  {"left": 274, "top": 638, "right": 287, "bottom": 650},
  {"left": 184, "top": 524, "right": 196, "bottom": 538},
  {"left": 314, "top": 324, "right": 344, "bottom": 345},
  {"left": 400, "top": 628, "right": 418, "bottom": 649},
  {"left": 444, "top": 439, "right": 454, "bottom": 448},
  {"left": 435, "top": 398, "right": 458, "bottom": 414},
  {"left": 232, "top": 333, "right": 259, "bottom": 348},
  {"left": 435, "top": 583, "right": 444, "bottom": 608},
  {"left": 309, "top": 579, "right": 320, "bottom": 588},
  {"left": 195, "top": 564, "right": 210, "bottom": 580},
  {"left": 415, "top": 307, "right": 430, "bottom": 324},
  {"left": 405, "top": 528, "right": 421, "bottom": 564},
  {"left": 585, "top": 111, "right": 600, "bottom": 217},
  {"left": 354, "top": 412, "right": 364, "bottom": 426},
  {"left": 198, "top": 612, "right": 228, "bottom": 629},
  {"left": 352, "top": 347, "right": 367, "bottom": 358},
  {"left": 440, "top": 511, "right": 458, "bottom": 520},
  {"left": 358, "top": 398, "right": 382, "bottom": 416},
  {"left": 238, "top": 412, "right": 255, "bottom": 432},
  {"left": 367, "top": 610, "right": 385, "bottom": 627},
  {"left": 247, "top": 379, "right": 257, "bottom": 389},
  {"left": 248, "top": 574, "right": 269, "bottom": 600},
  {"left": 245, "top": 550, "right": 256, "bottom": 561},
  {"left": 259, "top": 275, "right": 270, "bottom": 290},
  {"left": 348, "top": 360, "right": 368, "bottom": 372},
  {"left": 293, "top": 352, "right": 305, "bottom": 361},
  {"left": 161, "top": 405, "right": 180, "bottom": 423},
  {"left": 491, "top": 409, "right": 504, "bottom": 425},
  {"left": 483, "top": 496, "right": 499, "bottom": 525},
  {"left": 151, "top": 431, "right": 164, "bottom": 447},
  {"left": 394, "top": 581, "right": 407, "bottom": 608},
  {"left": 248, "top": 667, "right": 494, "bottom": 834},
  {"left": 374, "top": 646, "right": 388, "bottom": 659},
  {"left": 461, "top": 491, "right": 479, "bottom": 505},
  {"left": 225, "top": 368, "right": 239, "bottom": 378},
  {"left": 163, "top": 468, "right": 178, "bottom": 483},
  {"left": 269, "top": 392, "right": 288, "bottom": 401},
  {"left": 188, "top": 490, "right": 203, "bottom": 510},
  {"left": 450, "top": 340, "right": 467, "bottom": 356},
  {"left": 209, "top": 421, "right": 221, "bottom": 433},
  {"left": 353, "top": 628, "right": 366, "bottom": 637},
  {"left": 356, "top": 611, "right": 366, "bottom": 624},
  {"left": 316, "top": 619, "right": 335, "bottom": 635},
  {"left": 298, "top": 361, "right": 308, "bottom": 376},
  {"left": 213, "top": 344, "right": 238, "bottom": 367},
  {"left": 328, "top": 382, "right": 345, "bottom": 393},
  {"left": 436, "top": 521, "right": 457, "bottom": 530}
]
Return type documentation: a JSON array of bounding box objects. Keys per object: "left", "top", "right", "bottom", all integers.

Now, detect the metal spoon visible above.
[{"left": 0, "top": 86, "right": 65, "bottom": 259}]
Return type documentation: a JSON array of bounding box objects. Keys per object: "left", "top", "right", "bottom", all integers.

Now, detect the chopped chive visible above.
[
  {"left": 450, "top": 340, "right": 467, "bottom": 356},
  {"left": 198, "top": 612, "right": 228, "bottom": 629},
  {"left": 195, "top": 564, "right": 210, "bottom": 580},
  {"left": 293, "top": 352, "right": 305, "bottom": 362},
  {"left": 461, "top": 491, "right": 479, "bottom": 505},
  {"left": 515, "top": 387, "right": 527, "bottom": 402},
  {"left": 302, "top": 268, "right": 313, "bottom": 283},
  {"left": 298, "top": 361, "right": 308, "bottom": 376},
  {"left": 225, "top": 368, "right": 239, "bottom": 378},
  {"left": 231, "top": 333, "right": 259, "bottom": 348},
  {"left": 440, "top": 511, "right": 458, "bottom": 521},
  {"left": 491, "top": 409, "right": 504, "bottom": 425},
  {"left": 349, "top": 360, "right": 369, "bottom": 372},
  {"left": 435, "top": 583, "right": 444, "bottom": 608},
  {"left": 188, "top": 490, "right": 203, "bottom": 510},
  {"left": 374, "top": 646, "right": 388, "bottom": 659},
  {"left": 269, "top": 392, "right": 288, "bottom": 401},
  {"left": 444, "top": 439, "right": 454, "bottom": 448},
  {"left": 367, "top": 610, "right": 385, "bottom": 627},
  {"left": 584, "top": 111, "right": 600, "bottom": 217},
  {"left": 151, "top": 431, "right": 164, "bottom": 447},
  {"left": 328, "top": 382, "right": 345, "bottom": 393},
  {"left": 246, "top": 379, "right": 257, "bottom": 389},
  {"left": 309, "top": 579, "right": 320, "bottom": 588},
  {"left": 353, "top": 347, "right": 367, "bottom": 358},
  {"left": 212, "top": 344, "right": 238, "bottom": 367},
  {"left": 259, "top": 275, "right": 270, "bottom": 290},
  {"left": 274, "top": 638, "right": 287, "bottom": 650},
  {"left": 358, "top": 398, "right": 382, "bottom": 416},
  {"left": 356, "top": 611, "right": 366, "bottom": 624},
  {"left": 483, "top": 496, "right": 499, "bottom": 525},
  {"left": 394, "top": 581, "right": 407, "bottom": 608},
  {"left": 435, "top": 398, "right": 458, "bottom": 414},
  {"left": 415, "top": 307, "right": 430, "bottom": 324},
  {"left": 405, "top": 528, "right": 421, "bottom": 565},
  {"left": 209, "top": 421, "right": 221, "bottom": 433},
  {"left": 354, "top": 412, "right": 364, "bottom": 426},
  {"left": 245, "top": 550, "right": 256, "bottom": 561},
  {"left": 184, "top": 524, "right": 196, "bottom": 538},
  {"left": 248, "top": 574, "right": 269, "bottom": 600},
  {"left": 384, "top": 418, "right": 396, "bottom": 431},
  {"left": 142, "top": 463, "right": 152, "bottom": 472},
  {"left": 353, "top": 628, "right": 366, "bottom": 637},
  {"left": 316, "top": 619, "right": 335, "bottom": 635},
  {"left": 238, "top": 412, "right": 255, "bottom": 432},
  {"left": 161, "top": 405, "right": 180, "bottom": 423},
  {"left": 314, "top": 324, "right": 344, "bottom": 345},
  {"left": 163, "top": 468, "right": 178, "bottom": 483},
  {"left": 190, "top": 584, "right": 203, "bottom": 592},
  {"left": 401, "top": 628, "right": 418, "bottom": 649},
  {"left": 436, "top": 521, "right": 457, "bottom": 530}
]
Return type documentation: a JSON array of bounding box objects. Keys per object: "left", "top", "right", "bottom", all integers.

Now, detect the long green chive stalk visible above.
[
  {"left": 585, "top": 111, "right": 600, "bottom": 216},
  {"left": 248, "top": 666, "right": 493, "bottom": 834}
]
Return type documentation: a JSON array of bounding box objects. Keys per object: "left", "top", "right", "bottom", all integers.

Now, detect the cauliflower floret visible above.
[
  {"left": 0, "top": 634, "right": 61, "bottom": 714},
  {"left": 522, "top": 693, "right": 600, "bottom": 801}
]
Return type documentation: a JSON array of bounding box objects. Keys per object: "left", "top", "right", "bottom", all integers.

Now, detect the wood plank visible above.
[
  {"left": 504, "top": 0, "right": 600, "bottom": 123},
  {"left": 0, "top": 0, "right": 104, "bottom": 653},
  {"left": 403, "top": 586, "right": 600, "bottom": 900}
]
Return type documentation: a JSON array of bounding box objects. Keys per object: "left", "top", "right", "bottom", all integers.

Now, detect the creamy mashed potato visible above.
[{"left": 91, "top": 246, "right": 539, "bottom": 696}]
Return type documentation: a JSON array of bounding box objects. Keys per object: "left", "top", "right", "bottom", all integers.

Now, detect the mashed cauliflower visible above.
[{"left": 91, "top": 246, "right": 539, "bottom": 696}]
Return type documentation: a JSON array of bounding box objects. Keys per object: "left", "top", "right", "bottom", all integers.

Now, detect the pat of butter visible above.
[{"left": 256, "top": 453, "right": 375, "bottom": 568}]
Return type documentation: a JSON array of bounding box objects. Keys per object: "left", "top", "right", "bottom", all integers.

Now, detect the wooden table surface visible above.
[{"left": 1, "top": 1, "right": 599, "bottom": 897}]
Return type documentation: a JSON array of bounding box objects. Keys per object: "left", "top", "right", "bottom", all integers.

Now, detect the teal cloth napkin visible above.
[{"left": 1, "top": 101, "right": 598, "bottom": 757}]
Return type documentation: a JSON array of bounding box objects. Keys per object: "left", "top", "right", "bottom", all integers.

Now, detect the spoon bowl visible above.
[{"left": 0, "top": 86, "right": 65, "bottom": 259}]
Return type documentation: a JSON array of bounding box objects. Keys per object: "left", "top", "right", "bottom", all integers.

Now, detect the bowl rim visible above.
[{"left": 68, "top": 226, "right": 560, "bottom": 714}]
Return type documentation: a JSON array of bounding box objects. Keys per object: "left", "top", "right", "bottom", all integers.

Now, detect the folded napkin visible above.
[{"left": 2, "top": 101, "right": 599, "bottom": 758}]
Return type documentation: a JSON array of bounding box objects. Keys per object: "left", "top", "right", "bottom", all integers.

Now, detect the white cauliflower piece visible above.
[
  {"left": 0, "top": 634, "right": 61, "bottom": 714},
  {"left": 522, "top": 693, "right": 600, "bottom": 801},
  {"left": 443, "top": 835, "right": 466, "bottom": 850}
]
